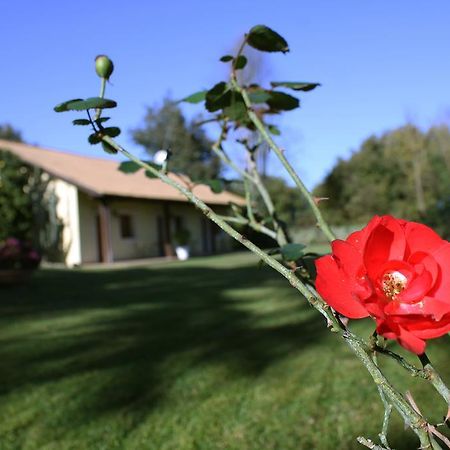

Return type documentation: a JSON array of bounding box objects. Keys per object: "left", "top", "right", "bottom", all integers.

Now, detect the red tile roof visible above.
[{"left": 0, "top": 140, "right": 244, "bottom": 206}]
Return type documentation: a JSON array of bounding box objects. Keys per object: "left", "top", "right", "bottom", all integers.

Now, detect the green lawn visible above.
[{"left": 0, "top": 252, "right": 449, "bottom": 450}]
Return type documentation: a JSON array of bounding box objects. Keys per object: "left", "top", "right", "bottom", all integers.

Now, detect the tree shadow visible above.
[{"left": 0, "top": 259, "right": 327, "bottom": 422}]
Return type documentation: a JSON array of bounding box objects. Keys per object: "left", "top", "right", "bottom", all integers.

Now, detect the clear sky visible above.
[{"left": 2, "top": 1, "right": 450, "bottom": 189}]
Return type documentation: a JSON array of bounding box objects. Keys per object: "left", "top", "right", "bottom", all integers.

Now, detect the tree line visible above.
[{"left": 314, "top": 124, "right": 450, "bottom": 238}]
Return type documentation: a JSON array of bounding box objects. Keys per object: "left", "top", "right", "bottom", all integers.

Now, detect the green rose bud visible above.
[{"left": 95, "top": 55, "right": 114, "bottom": 80}]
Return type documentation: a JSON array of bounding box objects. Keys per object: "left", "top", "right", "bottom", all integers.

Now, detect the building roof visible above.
[{"left": 0, "top": 140, "right": 244, "bottom": 206}]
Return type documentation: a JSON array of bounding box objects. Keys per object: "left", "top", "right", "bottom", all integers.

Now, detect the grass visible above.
[{"left": 0, "top": 251, "right": 449, "bottom": 450}]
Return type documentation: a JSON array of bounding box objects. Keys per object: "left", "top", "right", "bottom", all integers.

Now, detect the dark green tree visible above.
[
  {"left": 0, "top": 124, "right": 33, "bottom": 242},
  {"left": 131, "top": 99, "right": 221, "bottom": 179},
  {"left": 314, "top": 124, "right": 450, "bottom": 237},
  {"left": 0, "top": 124, "right": 64, "bottom": 257}
]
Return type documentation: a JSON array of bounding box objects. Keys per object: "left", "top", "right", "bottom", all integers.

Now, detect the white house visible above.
[{"left": 0, "top": 139, "right": 244, "bottom": 266}]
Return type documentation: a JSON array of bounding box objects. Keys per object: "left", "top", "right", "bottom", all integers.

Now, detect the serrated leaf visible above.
[
  {"left": 268, "top": 124, "right": 281, "bottom": 136},
  {"left": 220, "top": 55, "right": 233, "bottom": 62},
  {"left": 234, "top": 55, "right": 247, "bottom": 70},
  {"left": 101, "top": 141, "right": 118, "bottom": 154},
  {"left": 72, "top": 119, "right": 91, "bottom": 126},
  {"left": 119, "top": 161, "right": 142, "bottom": 173},
  {"left": 248, "top": 90, "right": 271, "bottom": 104},
  {"left": 54, "top": 99, "right": 84, "bottom": 112},
  {"left": 65, "top": 97, "right": 117, "bottom": 111},
  {"left": 270, "top": 81, "right": 321, "bottom": 92},
  {"left": 247, "top": 25, "right": 289, "bottom": 53},
  {"left": 101, "top": 126, "right": 121, "bottom": 138},
  {"left": 181, "top": 90, "right": 207, "bottom": 104},
  {"left": 205, "top": 82, "right": 232, "bottom": 112},
  {"left": 88, "top": 133, "right": 102, "bottom": 145},
  {"left": 267, "top": 91, "right": 299, "bottom": 111},
  {"left": 280, "top": 243, "right": 306, "bottom": 261}
]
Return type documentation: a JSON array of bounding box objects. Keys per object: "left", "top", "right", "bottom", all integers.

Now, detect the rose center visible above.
[{"left": 382, "top": 271, "right": 407, "bottom": 300}]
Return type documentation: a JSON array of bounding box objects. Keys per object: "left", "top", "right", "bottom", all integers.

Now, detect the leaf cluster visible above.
[{"left": 180, "top": 25, "right": 320, "bottom": 133}]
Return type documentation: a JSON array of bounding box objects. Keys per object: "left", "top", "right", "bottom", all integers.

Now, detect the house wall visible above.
[
  {"left": 108, "top": 198, "right": 162, "bottom": 260},
  {"left": 78, "top": 192, "right": 100, "bottom": 263},
  {"left": 50, "top": 179, "right": 82, "bottom": 266},
  {"left": 76, "top": 193, "right": 234, "bottom": 264}
]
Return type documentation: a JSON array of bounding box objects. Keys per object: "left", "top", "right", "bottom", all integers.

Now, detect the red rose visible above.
[{"left": 315, "top": 215, "right": 450, "bottom": 354}]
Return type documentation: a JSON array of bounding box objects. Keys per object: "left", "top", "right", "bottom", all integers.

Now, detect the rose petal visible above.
[
  {"left": 377, "top": 318, "right": 426, "bottom": 354},
  {"left": 347, "top": 216, "right": 381, "bottom": 253},
  {"left": 385, "top": 296, "right": 450, "bottom": 321},
  {"left": 408, "top": 251, "right": 439, "bottom": 287},
  {"left": 401, "top": 315, "right": 450, "bottom": 339},
  {"left": 315, "top": 255, "right": 369, "bottom": 319},
  {"left": 364, "top": 216, "right": 406, "bottom": 280},
  {"left": 404, "top": 221, "right": 445, "bottom": 256},
  {"left": 397, "top": 326, "right": 427, "bottom": 354},
  {"left": 397, "top": 270, "right": 432, "bottom": 303},
  {"left": 428, "top": 242, "right": 450, "bottom": 303}
]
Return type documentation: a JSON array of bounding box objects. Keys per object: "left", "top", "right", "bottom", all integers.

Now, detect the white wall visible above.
[
  {"left": 59, "top": 189, "right": 234, "bottom": 264},
  {"left": 108, "top": 198, "right": 162, "bottom": 260},
  {"left": 49, "top": 179, "right": 81, "bottom": 266},
  {"left": 78, "top": 192, "right": 100, "bottom": 263}
]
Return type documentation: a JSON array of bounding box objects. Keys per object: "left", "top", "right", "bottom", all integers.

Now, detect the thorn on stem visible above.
[{"left": 313, "top": 196, "right": 329, "bottom": 205}]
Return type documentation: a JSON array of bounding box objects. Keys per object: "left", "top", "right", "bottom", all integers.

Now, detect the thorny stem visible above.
[
  {"left": 419, "top": 354, "right": 450, "bottom": 410},
  {"left": 357, "top": 436, "right": 391, "bottom": 450},
  {"left": 210, "top": 121, "right": 255, "bottom": 183},
  {"left": 374, "top": 345, "right": 428, "bottom": 378},
  {"left": 344, "top": 332, "right": 440, "bottom": 450},
  {"left": 217, "top": 214, "right": 277, "bottom": 240},
  {"left": 372, "top": 352, "right": 393, "bottom": 449},
  {"left": 229, "top": 77, "right": 335, "bottom": 242},
  {"left": 245, "top": 142, "right": 289, "bottom": 245},
  {"left": 102, "top": 135, "right": 443, "bottom": 449}
]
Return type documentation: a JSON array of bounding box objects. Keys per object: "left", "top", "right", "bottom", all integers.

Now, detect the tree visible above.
[
  {"left": 314, "top": 124, "right": 450, "bottom": 237},
  {"left": 0, "top": 124, "right": 64, "bottom": 258},
  {"left": 0, "top": 124, "right": 33, "bottom": 241},
  {"left": 131, "top": 99, "right": 221, "bottom": 180}
]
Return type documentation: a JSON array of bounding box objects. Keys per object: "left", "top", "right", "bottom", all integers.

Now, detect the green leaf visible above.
[
  {"left": 248, "top": 90, "right": 271, "bottom": 104},
  {"left": 223, "top": 91, "right": 247, "bottom": 121},
  {"left": 72, "top": 119, "right": 91, "bottom": 126},
  {"left": 267, "top": 91, "right": 300, "bottom": 111},
  {"left": 54, "top": 99, "right": 83, "bottom": 112},
  {"left": 280, "top": 243, "right": 306, "bottom": 261},
  {"left": 205, "top": 82, "right": 232, "bottom": 112},
  {"left": 88, "top": 133, "right": 102, "bottom": 145},
  {"left": 268, "top": 124, "right": 281, "bottom": 136},
  {"left": 234, "top": 55, "right": 247, "bottom": 70},
  {"left": 101, "top": 127, "right": 121, "bottom": 138},
  {"left": 101, "top": 141, "right": 118, "bottom": 154},
  {"left": 70, "top": 97, "right": 117, "bottom": 111},
  {"left": 247, "top": 25, "right": 289, "bottom": 53},
  {"left": 270, "top": 81, "right": 321, "bottom": 92},
  {"left": 181, "top": 90, "right": 207, "bottom": 104},
  {"left": 118, "top": 161, "right": 141, "bottom": 173},
  {"left": 119, "top": 161, "right": 161, "bottom": 175},
  {"left": 95, "top": 117, "right": 110, "bottom": 124},
  {"left": 220, "top": 55, "right": 233, "bottom": 62},
  {"left": 58, "top": 97, "right": 117, "bottom": 112},
  {"left": 198, "top": 179, "right": 224, "bottom": 193},
  {"left": 144, "top": 166, "right": 162, "bottom": 179}
]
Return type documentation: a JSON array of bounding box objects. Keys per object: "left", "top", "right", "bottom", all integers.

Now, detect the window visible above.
[{"left": 119, "top": 214, "right": 134, "bottom": 239}]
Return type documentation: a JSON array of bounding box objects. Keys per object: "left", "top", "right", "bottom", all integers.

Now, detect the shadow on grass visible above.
[{"left": 0, "top": 260, "right": 325, "bottom": 420}]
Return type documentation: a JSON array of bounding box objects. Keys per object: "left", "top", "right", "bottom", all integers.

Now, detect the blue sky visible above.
[{"left": 2, "top": 1, "right": 450, "bottom": 188}]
